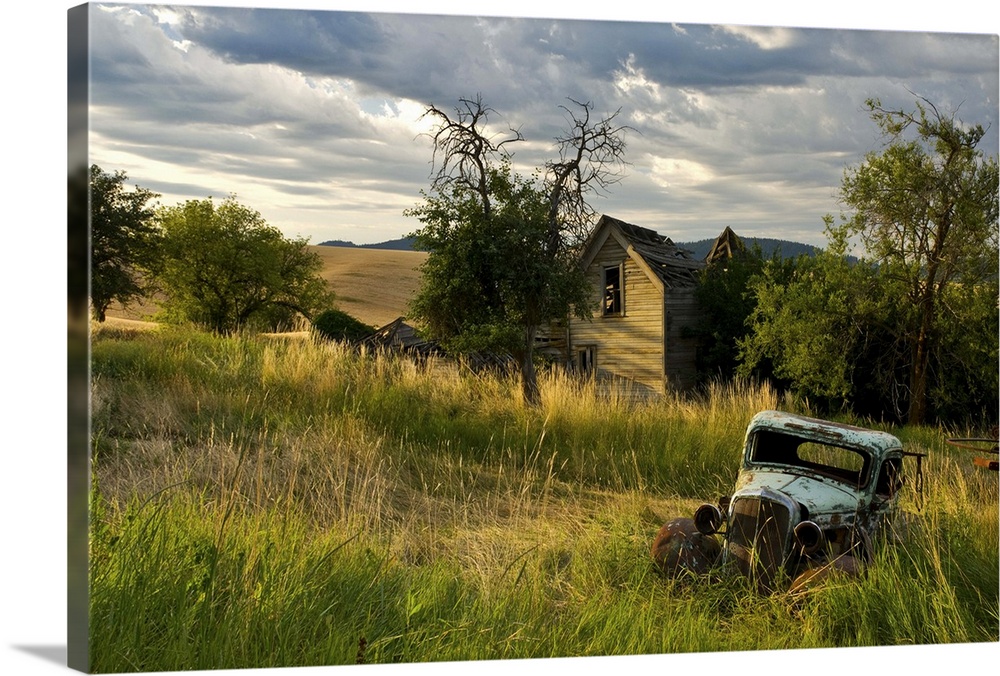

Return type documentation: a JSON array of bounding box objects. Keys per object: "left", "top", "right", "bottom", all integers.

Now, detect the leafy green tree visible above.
[
  {"left": 927, "top": 277, "right": 999, "bottom": 423},
  {"left": 156, "top": 197, "right": 334, "bottom": 333},
  {"left": 739, "top": 220, "right": 888, "bottom": 412},
  {"left": 408, "top": 96, "right": 628, "bottom": 404},
  {"left": 740, "top": 97, "right": 998, "bottom": 424},
  {"left": 841, "top": 97, "right": 998, "bottom": 424},
  {"left": 89, "top": 164, "right": 161, "bottom": 321},
  {"left": 690, "top": 243, "right": 775, "bottom": 382},
  {"left": 409, "top": 161, "right": 591, "bottom": 370}
]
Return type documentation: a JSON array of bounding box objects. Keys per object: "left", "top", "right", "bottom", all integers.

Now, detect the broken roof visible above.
[
  {"left": 705, "top": 225, "right": 746, "bottom": 265},
  {"left": 362, "top": 317, "right": 436, "bottom": 352},
  {"left": 583, "top": 215, "right": 704, "bottom": 289}
]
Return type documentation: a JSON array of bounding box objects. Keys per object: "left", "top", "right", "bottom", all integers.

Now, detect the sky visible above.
[{"left": 85, "top": 1, "right": 999, "bottom": 249}]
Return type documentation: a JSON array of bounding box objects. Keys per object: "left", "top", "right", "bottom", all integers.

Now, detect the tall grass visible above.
[{"left": 89, "top": 325, "right": 999, "bottom": 672}]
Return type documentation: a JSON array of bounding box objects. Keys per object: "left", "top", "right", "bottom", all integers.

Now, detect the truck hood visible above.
[{"left": 734, "top": 469, "right": 862, "bottom": 520}]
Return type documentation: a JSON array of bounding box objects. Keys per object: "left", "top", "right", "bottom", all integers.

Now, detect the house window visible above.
[{"left": 603, "top": 265, "right": 623, "bottom": 316}]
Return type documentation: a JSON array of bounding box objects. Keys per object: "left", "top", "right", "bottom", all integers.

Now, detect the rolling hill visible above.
[
  {"left": 104, "top": 232, "right": 821, "bottom": 331},
  {"left": 104, "top": 245, "right": 428, "bottom": 330},
  {"left": 308, "top": 245, "right": 426, "bottom": 328},
  {"left": 676, "top": 237, "right": 820, "bottom": 260},
  {"left": 318, "top": 236, "right": 420, "bottom": 251}
]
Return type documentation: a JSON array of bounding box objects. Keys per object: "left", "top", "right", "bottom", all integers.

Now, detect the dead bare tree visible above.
[
  {"left": 421, "top": 94, "right": 524, "bottom": 221},
  {"left": 411, "top": 95, "right": 631, "bottom": 405},
  {"left": 544, "top": 99, "right": 631, "bottom": 250}
]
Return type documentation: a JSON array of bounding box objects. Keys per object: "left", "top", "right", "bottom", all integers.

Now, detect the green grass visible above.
[{"left": 88, "top": 325, "right": 1000, "bottom": 672}]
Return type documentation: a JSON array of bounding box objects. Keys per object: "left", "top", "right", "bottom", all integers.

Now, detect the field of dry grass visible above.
[
  {"left": 88, "top": 327, "right": 1000, "bottom": 672},
  {"left": 104, "top": 244, "right": 428, "bottom": 331},
  {"left": 308, "top": 245, "right": 427, "bottom": 329}
]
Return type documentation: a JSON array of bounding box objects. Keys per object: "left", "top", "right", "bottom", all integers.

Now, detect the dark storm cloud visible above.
[
  {"left": 170, "top": 10, "right": 998, "bottom": 98},
  {"left": 173, "top": 8, "right": 513, "bottom": 103},
  {"left": 164, "top": 9, "right": 809, "bottom": 116},
  {"left": 175, "top": 8, "right": 387, "bottom": 74},
  {"left": 529, "top": 21, "right": 818, "bottom": 88},
  {"left": 161, "top": 7, "right": 1000, "bottom": 174},
  {"left": 141, "top": 177, "right": 223, "bottom": 199}
]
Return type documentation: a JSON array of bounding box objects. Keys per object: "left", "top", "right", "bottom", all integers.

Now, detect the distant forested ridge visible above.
[
  {"left": 319, "top": 234, "right": 822, "bottom": 259},
  {"left": 318, "top": 236, "right": 421, "bottom": 251},
  {"left": 677, "top": 237, "right": 822, "bottom": 260}
]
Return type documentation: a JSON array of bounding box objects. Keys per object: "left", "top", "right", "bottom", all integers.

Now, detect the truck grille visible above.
[{"left": 728, "top": 496, "right": 792, "bottom": 590}]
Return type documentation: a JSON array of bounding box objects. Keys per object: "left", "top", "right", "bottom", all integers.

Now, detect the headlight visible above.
[
  {"left": 694, "top": 503, "right": 723, "bottom": 535},
  {"left": 793, "top": 520, "right": 825, "bottom": 555}
]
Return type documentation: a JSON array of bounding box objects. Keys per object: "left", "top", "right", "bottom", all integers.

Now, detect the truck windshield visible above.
[{"left": 747, "top": 429, "right": 871, "bottom": 487}]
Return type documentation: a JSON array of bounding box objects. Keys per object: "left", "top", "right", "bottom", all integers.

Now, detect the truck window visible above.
[
  {"left": 875, "top": 457, "right": 903, "bottom": 497},
  {"left": 748, "top": 430, "right": 870, "bottom": 487}
]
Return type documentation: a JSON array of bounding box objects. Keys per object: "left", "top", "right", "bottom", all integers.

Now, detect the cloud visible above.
[
  {"left": 721, "top": 25, "right": 802, "bottom": 50},
  {"left": 86, "top": 4, "right": 998, "bottom": 246}
]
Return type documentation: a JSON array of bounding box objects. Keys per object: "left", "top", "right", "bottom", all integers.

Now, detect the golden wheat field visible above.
[
  {"left": 104, "top": 244, "right": 428, "bottom": 331},
  {"left": 309, "top": 245, "right": 427, "bottom": 328}
]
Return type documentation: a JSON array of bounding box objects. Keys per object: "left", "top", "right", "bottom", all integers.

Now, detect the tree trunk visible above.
[
  {"left": 908, "top": 239, "right": 944, "bottom": 425},
  {"left": 907, "top": 297, "right": 935, "bottom": 425},
  {"left": 908, "top": 343, "right": 928, "bottom": 425}
]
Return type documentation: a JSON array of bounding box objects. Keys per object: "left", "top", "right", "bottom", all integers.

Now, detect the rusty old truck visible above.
[{"left": 651, "top": 410, "right": 923, "bottom": 591}]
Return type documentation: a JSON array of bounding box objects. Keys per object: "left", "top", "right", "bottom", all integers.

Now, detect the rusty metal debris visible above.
[
  {"left": 945, "top": 429, "right": 999, "bottom": 472},
  {"left": 650, "top": 518, "right": 722, "bottom": 576}
]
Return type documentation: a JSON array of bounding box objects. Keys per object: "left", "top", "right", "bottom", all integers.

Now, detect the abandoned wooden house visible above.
[{"left": 563, "top": 215, "right": 705, "bottom": 394}]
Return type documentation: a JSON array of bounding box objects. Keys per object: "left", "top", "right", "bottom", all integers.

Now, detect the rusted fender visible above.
[
  {"left": 788, "top": 554, "right": 862, "bottom": 595},
  {"left": 650, "top": 517, "right": 722, "bottom": 576}
]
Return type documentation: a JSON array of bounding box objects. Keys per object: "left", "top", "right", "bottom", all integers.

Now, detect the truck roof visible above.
[{"left": 746, "top": 410, "right": 903, "bottom": 458}]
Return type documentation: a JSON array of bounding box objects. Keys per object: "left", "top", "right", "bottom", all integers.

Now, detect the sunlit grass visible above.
[{"left": 88, "top": 325, "right": 1000, "bottom": 672}]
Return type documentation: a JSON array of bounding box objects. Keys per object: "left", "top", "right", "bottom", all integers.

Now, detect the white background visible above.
[{"left": 3, "top": 1, "right": 998, "bottom": 675}]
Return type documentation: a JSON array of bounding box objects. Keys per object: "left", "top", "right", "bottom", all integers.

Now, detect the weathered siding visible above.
[{"left": 569, "top": 237, "right": 664, "bottom": 392}]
